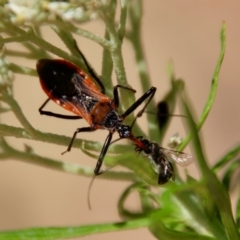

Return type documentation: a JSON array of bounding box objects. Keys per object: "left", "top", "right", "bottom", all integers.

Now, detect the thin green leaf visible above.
[
  {"left": 182, "top": 96, "right": 239, "bottom": 240},
  {"left": 159, "top": 182, "right": 224, "bottom": 238},
  {"left": 9, "top": 63, "right": 36, "bottom": 76},
  {"left": 101, "top": 30, "right": 114, "bottom": 95},
  {"left": 51, "top": 25, "right": 79, "bottom": 56},
  {"left": 236, "top": 197, "right": 240, "bottom": 229},
  {"left": 128, "top": 0, "right": 158, "bottom": 141},
  {"left": 0, "top": 137, "right": 133, "bottom": 182},
  {"left": 157, "top": 79, "right": 184, "bottom": 143},
  {"left": 0, "top": 107, "right": 10, "bottom": 113},
  {"left": 0, "top": 218, "right": 151, "bottom": 240},
  {"left": 118, "top": 182, "right": 153, "bottom": 219},
  {"left": 178, "top": 22, "right": 226, "bottom": 151},
  {"left": 222, "top": 159, "right": 240, "bottom": 190},
  {"left": 104, "top": 151, "right": 158, "bottom": 186},
  {"left": 212, "top": 144, "right": 240, "bottom": 173},
  {"left": 149, "top": 221, "right": 216, "bottom": 240}
]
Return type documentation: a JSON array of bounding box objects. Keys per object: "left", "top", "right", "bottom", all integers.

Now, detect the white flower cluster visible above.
[
  {"left": 3, "top": 0, "right": 104, "bottom": 26},
  {"left": 167, "top": 133, "right": 182, "bottom": 150}
]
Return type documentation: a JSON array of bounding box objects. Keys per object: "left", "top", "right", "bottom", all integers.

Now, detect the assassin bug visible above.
[{"left": 37, "top": 45, "right": 156, "bottom": 175}]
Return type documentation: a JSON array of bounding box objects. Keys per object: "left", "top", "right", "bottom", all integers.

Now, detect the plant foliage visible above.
[{"left": 0, "top": 1, "right": 239, "bottom": 239}]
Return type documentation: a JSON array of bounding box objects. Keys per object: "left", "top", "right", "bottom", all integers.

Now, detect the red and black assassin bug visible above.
[{"left": 36, "top": 46, "right": 156, "bottom": 175}]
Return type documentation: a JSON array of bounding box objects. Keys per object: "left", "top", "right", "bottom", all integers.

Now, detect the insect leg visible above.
[
  {"left": 113, "top": 85, "right": 136, "bottom": 107},
  {"left": 73, "top": 40, "right": 105, "bottom": 94},
  {"left": 121, "top": 86, "right": 156, "bottom": 120},
  {"left": 94, "top": 132, "right": 113, "bottom": 175},
  {"left": 39, "top": 98, "right": 82, "bottom": 120},
  {"left": 62, "top": 127, "right": 96, "bottom": 155},
  {"left": 145, "top": 101, "right": 186, "bottom": 129}
]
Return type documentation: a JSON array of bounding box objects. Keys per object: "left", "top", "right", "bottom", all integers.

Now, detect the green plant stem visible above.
[
  {"left": 0, "top": 29, "right": 80, "bottom": 66},
  {"left": 1, "top": 18, "right": 110, "bottom": 50},
  {"left": 0, "top": 120, "right": 83, "bottom": 148},
  {"left": 0, "top": 217, "right": 152, "bottom": 240},
  {"left": 105, "top": 28, "right": 127, "bottom": 86},
  {"left": 51, "top": 25, "right": 81, "bottom": 56},
  {"left": 2, "top": 93, "right": 36, "bottom": 137},
  {"left": 117, "top": 0, "right": 128, "bottom": 41},
  {"left": 0, "top": 137, "right": 135, "bottom": 182},
  {"left": 101, "top": 3, "right": 126, "bottom": 87},
  {"left": 6, "top": 50, "right": 37, "bottom": 58},
  {"left": 0, "top": 22, "right": 47, "bottom": 57},
  {"left": 55, "top": 21, "right": 111, "bottom": 48},
  {"left": 0, "top": 121, "right": 160, "bottom": 185},
  {"left": 118, "top": 182, "right": 154, "bottom": 218},
  {"left": 101, "top": 30, "right": 114, "bottom": 94},
  {"left": 128, "top": 0, "right": 158, "bottom": 140},
  {"left": 0, "top": 123, "right": 99, "bottom": 152},
  {"left": 178, "top": 22, "right": 226, "bottom": 151},
  {"left": 100, "top": 2, "right": 138, "bottom": 117},
  {"left": 212, "top": 144, "right": 240, "bottom": 172},
  {"left": 9, "top": 63, "right": 36, "bottom": 76},
  {"left": 128, "top": 0, "right": 151, "bottom": 92}
]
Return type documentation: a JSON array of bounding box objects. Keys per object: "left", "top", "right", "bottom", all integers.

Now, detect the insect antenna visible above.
[
  {"left": 87, "top": 166, "right": 115, "bottom": 210},
  {"left": 87, "top": 175, "right": 96, "bottom": 210}
]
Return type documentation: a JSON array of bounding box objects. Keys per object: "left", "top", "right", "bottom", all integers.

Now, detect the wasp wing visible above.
[{"left": 161, "top": 148, "right": 193, "bottom": 167}]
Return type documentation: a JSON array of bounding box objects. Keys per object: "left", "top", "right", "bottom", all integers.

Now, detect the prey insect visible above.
[
  {"left": 134, "top": 137, "right": 193, "bottom": 184},
  {"left": 110, "top": 104, "right": 192, "bottom": 185},
  {"left": 36, "top": 45, "right": 156, "bottom": 175},
  {"left": 126, "top": 102, "right": 192, "bottom": 185}
]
